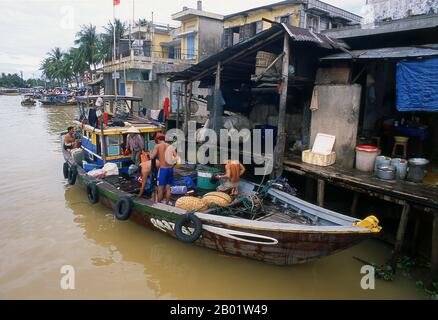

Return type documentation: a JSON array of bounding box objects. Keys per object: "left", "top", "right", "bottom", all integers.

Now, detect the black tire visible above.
[
  {"left": 63, "top": 162, "right": 69, "bottom": 179},
  {"left": 115, "top": 196, "right": 133, "bottom": 221},
  {"left": 87, "top": 183, "right": 99, "bottom": 204},
  {"left": 175, "top": 213, "right": 203, "bottom": 243},
  {"left": 67, "top": 165, "right": 77, "bottom": 185}
]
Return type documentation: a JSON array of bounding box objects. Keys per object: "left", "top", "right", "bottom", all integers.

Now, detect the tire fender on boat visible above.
[
  {"left": 63, "top": 162, "right": 69, "bottom": 179},
  {"left": 67, "top": 165, "right": 77, "bottom": 185},
  {"left": 87, "top": 183, "right": 99, "bottom": 204},
  {"left": 115, "top": 196, "right": 133, "bottom": 221},
  {"left": 175, "top": 213, "right": 203, "bottom": 243}
]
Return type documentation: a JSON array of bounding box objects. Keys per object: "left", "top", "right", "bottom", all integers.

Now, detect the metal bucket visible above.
[
  {"left": 407, "top": 158, "right": 429, "bottom": 183},
  {"left": 391, "top": 158, "right": 408, "bottom": 180},
  {"left": 376, "top": 166, "right": 396, "bottom": 180}
]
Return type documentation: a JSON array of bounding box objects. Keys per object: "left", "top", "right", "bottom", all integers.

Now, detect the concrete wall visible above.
[
  {"left": 198, "top": 17, "right": 224, "bottom": 61},
  {"left": 104, "top": 73, "right": 114, "bottom": 95},
  {"left": 310, "top": 84, "right": 362, "bottom": 169}
]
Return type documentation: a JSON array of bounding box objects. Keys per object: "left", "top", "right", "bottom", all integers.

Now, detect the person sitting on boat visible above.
[
  {"left": 216, "top": 160, "right": 246, "bottom": 196},
  {"left": 149, "top": 133, "right": 177, "bottom": 205},
  {"left": 64, "top": 126, "right": 80, "bottom": 151},
  {"left": 138, "top": 152, "right": 160, "bottom": 199},
  {"left": 126, "top": 126, "right": 144, "bottom": 166}
]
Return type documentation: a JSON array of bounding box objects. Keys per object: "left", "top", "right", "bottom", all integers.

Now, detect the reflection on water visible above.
[{"left": 0, "top": 95, "right": 427, "bottom": 299}]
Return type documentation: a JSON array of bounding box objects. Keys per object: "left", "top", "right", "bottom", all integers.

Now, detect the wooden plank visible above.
[
  {"left": 392, "top": 203, "right": 410, "bottom": 272},
  {"left": 283, "top": 156, "right": 438, "bottom": 209}
]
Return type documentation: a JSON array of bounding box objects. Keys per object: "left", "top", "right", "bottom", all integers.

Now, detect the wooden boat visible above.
[
  {"left": 39, "top": 94, "right": 76, "bottom": 106},
  {"left": 21, "top": 94, "right": 37, "bottom": 106},
  {"left": 61, "top": 95, "right": 381, "bottom": 265}
]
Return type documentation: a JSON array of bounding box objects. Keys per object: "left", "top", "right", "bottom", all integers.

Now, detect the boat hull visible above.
[{"left": 64, "top": 152, "right": 372, "bottom": 265}]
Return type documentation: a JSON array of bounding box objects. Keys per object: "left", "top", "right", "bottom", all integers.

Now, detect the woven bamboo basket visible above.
[
  {"left": 175, "top": 196, "right": 209, "bottom": 212},
  {"left": 202, "top": 192, "right": 232, "bottom": 207}
]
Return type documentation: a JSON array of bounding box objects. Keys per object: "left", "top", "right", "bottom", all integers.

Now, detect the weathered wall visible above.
[
  {"left": 180, "top": 17, "right": 199, "bottom": 61},
  {"left": 198, "top": 17, "right": 224, "bottom": 61},
  {"left": 224, "top": 4, "right": 302, "bottom": 29},
  {"left": 103, "top": 73, "right": 114, "bottom": 95},
  {"left": 310, "top": 84, "right": 362, "bottom": 169},
  {"left": 364, "top": 0, "right": 438, "bottom": 24}
]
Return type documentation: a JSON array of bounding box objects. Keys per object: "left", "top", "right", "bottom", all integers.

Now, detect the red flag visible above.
[{"left": 113, "top": 0, "right": 120, "bottom": 5}]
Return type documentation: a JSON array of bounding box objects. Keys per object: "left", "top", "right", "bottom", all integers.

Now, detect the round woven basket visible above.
[
  {"left": 175, "top": 196, "right": 208, "bottom": 212},
  {"left": 202, "top": 192, "right": 232, "bottom": 207}
]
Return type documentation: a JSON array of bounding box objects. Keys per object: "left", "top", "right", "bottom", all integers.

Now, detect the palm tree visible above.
[
  {"left": 75, "top": 24, "right": 100, "bottom": 76},
  {"left": 64, "top": 47, "right": 87, "bottom": 87},
  {"left": 40, "top": 47, "right": 64, "bottom": 85},
  {"left": 100, "top": 19, "right": 128, "bottom": 62}
]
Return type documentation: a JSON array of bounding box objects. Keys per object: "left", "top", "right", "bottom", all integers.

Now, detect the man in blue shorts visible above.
[{"left": 150, "top": 133, "right": 177, "bottom": 204}]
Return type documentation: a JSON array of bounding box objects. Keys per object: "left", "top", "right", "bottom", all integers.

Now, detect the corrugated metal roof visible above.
[
  {"left": 169, "top": 24, "right": 345, "bottom": 82},
  {"left": 321, "top": 44, "right": 438, "bottom": 61}
]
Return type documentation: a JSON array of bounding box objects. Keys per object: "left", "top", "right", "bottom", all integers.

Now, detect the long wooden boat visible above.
[
  {"left": 40, "top": 94, "right": 76, "bottom": 106},
  {"left": 60, "top": 95, "right": 381, "bottom": 265}
]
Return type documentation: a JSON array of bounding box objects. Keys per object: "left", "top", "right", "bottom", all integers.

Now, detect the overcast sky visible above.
[{"left": 0, "top": 0, "right": 366, "bottom": 79}]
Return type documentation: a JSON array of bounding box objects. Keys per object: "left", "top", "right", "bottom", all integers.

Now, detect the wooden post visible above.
[
  {"left": 272, "top": 32, "right": 290, "bottom": 178},
  {"left": 351, "top": 192, "right": 360, "bottom": 217},
  {"left": 392, "top": 202, "right": 410, "bottom": 272},
  {"left": 317, "top": 179, "right": 325, "bottom": 208},
  {"left": 410, "top": 212, "right": 421, "bottom": 256},
  {"left": 176, "top": 87, "right": 180, "bottom": 130},
  {"left": 183, "top": 82, "right": 192, "bottom": 136},
  {"left": 213, "top": 62, "right": 222, "bottom": 136},
  {"left": 432, "top": 211, "right": 438, "bottom": 281},
  {"left": 305, "top": 177, "right": 314, "bottom": 202}
]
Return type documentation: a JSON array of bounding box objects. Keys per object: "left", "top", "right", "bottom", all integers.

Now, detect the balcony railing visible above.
[{"left": 103, "top": 46, "right": 198, "bottom": 72}]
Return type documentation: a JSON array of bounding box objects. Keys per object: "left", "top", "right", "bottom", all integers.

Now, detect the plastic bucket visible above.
[
  {"left": 355, "top": 145, "right": 380, "bottom": 172},
  {"left": 197, "top": 166, "right": 219, "bottom": 190}
]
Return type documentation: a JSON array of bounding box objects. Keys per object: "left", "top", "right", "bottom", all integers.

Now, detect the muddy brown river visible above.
[{"left": 0, "top": 95, "right": 426, "bottom": 299}]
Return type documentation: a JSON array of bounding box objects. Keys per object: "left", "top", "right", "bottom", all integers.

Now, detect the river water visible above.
[{"left": 0, "top": 95, "right": 426, "bottom": 299}]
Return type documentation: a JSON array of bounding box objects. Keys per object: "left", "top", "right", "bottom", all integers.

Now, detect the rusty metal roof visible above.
[
  {"left": 169, "top": 23, "right": 346, "bottom": 83},
  {"left": 321, "top": 44, "right": 438, "bottom": 61}
]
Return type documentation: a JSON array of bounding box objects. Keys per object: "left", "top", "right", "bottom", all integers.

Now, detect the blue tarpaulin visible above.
[{"left": 396, "top": 57, "right": 438, "bottom": 112}]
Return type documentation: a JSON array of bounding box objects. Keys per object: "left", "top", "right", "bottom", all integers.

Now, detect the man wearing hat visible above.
[
  {"left": 126, "top": 126, "right": 144, "bottom": 166},
  {"left": 150, "top": 133, "right": 177, "bottom": 204}
]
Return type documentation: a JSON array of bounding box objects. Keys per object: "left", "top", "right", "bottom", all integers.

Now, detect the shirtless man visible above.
[
  {"left": 216, "top": 160, "right": 246, "bottom": 196},
  {"left": 64, "top": 126, "right": 79, "bottom": 151},
  {"left": 138, "top": 153, "right": 160, "bottom": 198},
  {"left": 149, "top": 133, "right": 177, "bottom": 204}
]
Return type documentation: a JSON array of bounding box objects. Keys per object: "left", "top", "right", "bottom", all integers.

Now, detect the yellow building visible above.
[
  {"left": 223, "top": 0, "right": 362, "bottom": 48},
  {"left": 171, "top": 1, "right": 224, "bottom": 63}
]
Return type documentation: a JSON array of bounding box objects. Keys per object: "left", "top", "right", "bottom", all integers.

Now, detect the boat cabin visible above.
[{"left": 74, "top": 95, "right": 164, "bottom": 173}]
